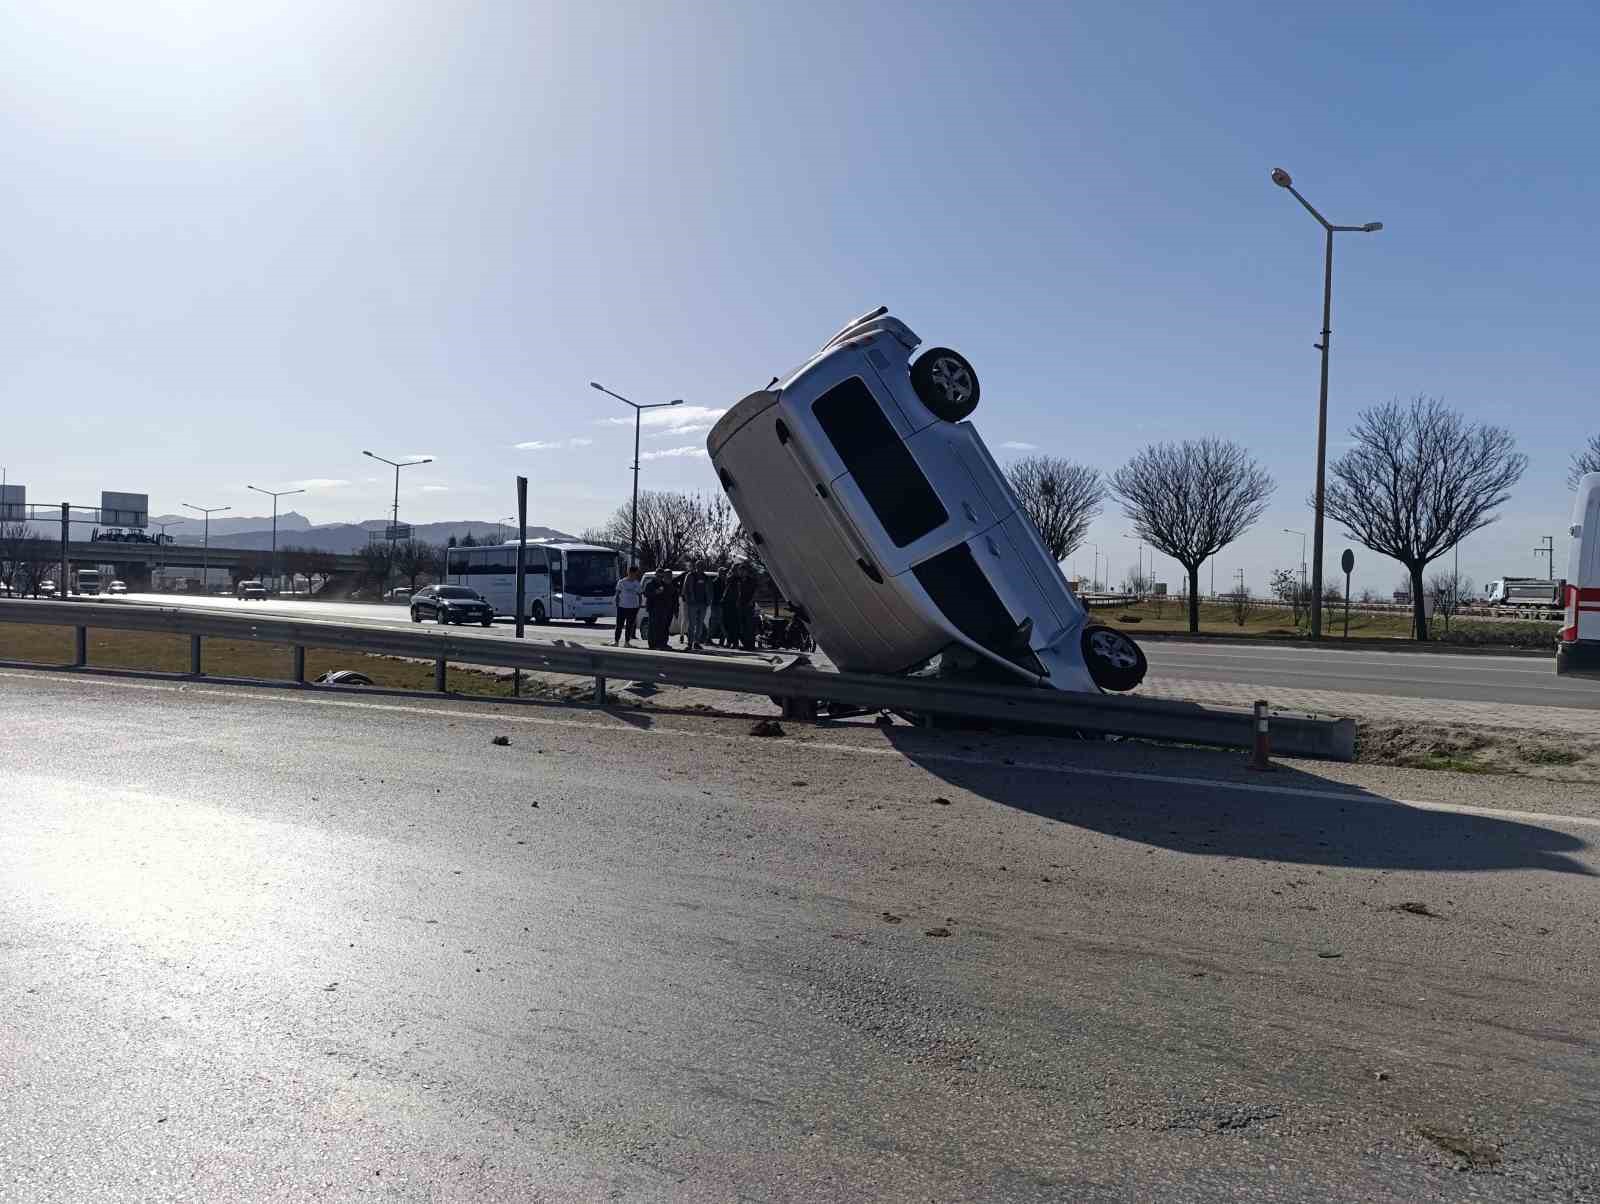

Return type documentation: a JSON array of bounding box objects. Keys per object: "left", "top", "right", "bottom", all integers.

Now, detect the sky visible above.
[{"left": 2, "top": 0, "right": 1595, "bottom": 597}]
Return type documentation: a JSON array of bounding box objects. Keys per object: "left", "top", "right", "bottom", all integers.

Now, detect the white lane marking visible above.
[{"left": 5, "top": 669, "right": 1599, "bottom": 832}]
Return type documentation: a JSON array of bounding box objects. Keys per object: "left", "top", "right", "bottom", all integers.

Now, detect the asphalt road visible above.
[
  {"left": 1143, "top": 640, "right": 1599, "bottom": 711},
  {"left": 4, "top": 670, "right": 1597, "bottom": 1201}
]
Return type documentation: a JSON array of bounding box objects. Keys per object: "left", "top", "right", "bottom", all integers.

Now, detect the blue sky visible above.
[{"left": 2, "top": 0, "right": 1595, "bottom": 595}]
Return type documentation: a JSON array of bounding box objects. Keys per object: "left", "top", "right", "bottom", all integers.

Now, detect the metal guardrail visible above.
[{"left": 0, "top": 599, "right": 1356, "bottom": 760}]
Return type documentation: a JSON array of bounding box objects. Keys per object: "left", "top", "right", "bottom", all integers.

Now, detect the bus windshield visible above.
[{"left": 564, "top": 550, "right": 619, "bottom": 596}]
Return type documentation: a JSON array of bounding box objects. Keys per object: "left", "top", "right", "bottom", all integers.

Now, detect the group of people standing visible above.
[{"left": 612, "top": 562, "right": 763, "bottom": 652}]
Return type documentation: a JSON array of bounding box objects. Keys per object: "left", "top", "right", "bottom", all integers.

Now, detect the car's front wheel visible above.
[
  {"left": 410, "top": 608, "right": 421, "bottom": 623},
  {"left": 438, "top": 610, "right": 451, "bottom": 625},
  {"left": 911, "top": 347, "right": 980, "bottom": 421},
  {"left": 1081, "top": 624, "right": 1147, "bottom": 692}
]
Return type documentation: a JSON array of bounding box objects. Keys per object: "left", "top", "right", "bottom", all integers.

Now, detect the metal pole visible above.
[
  {"left": 204, "top": 511, "right": 210, "bottom": 589},
  {"left": 515, "top": 476, "right": 528, "bottom": 641},
  {"left": 389, "top": 462, "right": 399, "bottom": 601},
  {"left": 1251, "top": 700, "right": 1272, "bottom": 770},
  {"left": 59, "top": 502, "right": 69, "bottom": 598},
  {"left": 631, "top": 406, "right": 641, "bottom": 570},
  {"left": 1311, "top": 226, "right": 1333, "bottom": 638}
]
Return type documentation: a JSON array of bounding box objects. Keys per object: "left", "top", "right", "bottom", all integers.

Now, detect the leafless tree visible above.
[
  {"left": 393, "top": 539, "right": 442, "bottom": 590},
  {"left": 1427, "top": 571, "right": 1474, "bottom": 634},
  {"left": 1268, "top": 568, "right": 1307, "bottom": 627},
  {"left": 306, "top": 549, "right": 338, "bottom": 592},
  {"left": 1004, "top": 456, "right": 1103, "bottom": 563},
  {"left": 1571, "top": 433, "right": 1600, "bottom": 489},
  {"left": 0, "top": 522, "right": 33, "bottom": 594},
  {"left": 1111, "top": 439, "right": 1275, "bottom": 633},
  {"left": 598, "top": 490, "right": 719, "bottom": 571},
  {"left": 19, "top": 537, "right": 58, "bottom": 596},
  {"left": 1228, "top": 585, "right": 1251, "bottom": 626},
  {"left": 1324, "top": 397, "right": 1526, "bottom": 640}
]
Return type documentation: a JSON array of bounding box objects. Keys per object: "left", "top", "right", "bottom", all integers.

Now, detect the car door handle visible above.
[
  {"left": 986, "top": 536, "right": 1001, "bottom": 557},
  {"left": 962, "top": 501, "right": 978, "bottom": 522}
]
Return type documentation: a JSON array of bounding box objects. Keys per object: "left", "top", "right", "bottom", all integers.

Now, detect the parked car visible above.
[
  {"left": 236, "top": 580, "right": 268, "bottom": 600},
  {"left": 108, "top": 580, "right": 128, "bottom": 595},
  {"left": 707, "top": 307, "right": 1146, "bottom": 693},
  {"left": 39, "top": 580, "right": 58, "bottom": 596},
  {"left": 410, "top": 585, "right": 495, "bottom": 626},
  {"left": 1558, "top": 472, "right": 1600, "bottom": 679},
  {"left": 384, "top": 587, "right": 413, "bottom": 603}
]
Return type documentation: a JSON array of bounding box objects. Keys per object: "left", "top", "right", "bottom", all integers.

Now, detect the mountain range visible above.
[{"left": 148, "top": 513, "right": 576, "bottom": 553}]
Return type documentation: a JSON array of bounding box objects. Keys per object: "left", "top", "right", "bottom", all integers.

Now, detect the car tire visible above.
[
  {"left": 480, "top": 618, "right": 492, "bottom": 627},
  {"left": 531, "top": 602, "right": 546, "bottom": 624},
  {"left": 584, "top": 616, "right": 598, "bottom": 625},
  {"left": 1081, "top": 624, "right": 1147, "bottom": 692},
  {"left": 911, "top": 347, "right": 980, "bottom": 421},
  {"left": 410, "top": 608, "right": 421, "bottom": 623}
]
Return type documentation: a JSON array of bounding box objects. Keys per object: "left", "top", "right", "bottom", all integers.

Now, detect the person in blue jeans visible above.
[{"left": 613, "top": 565, "right": 643, "bottom": 646}]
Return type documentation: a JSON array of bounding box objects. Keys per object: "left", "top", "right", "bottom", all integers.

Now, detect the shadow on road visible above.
[{"left": 883, "top": 729, "right": 1593, "bottom": 876}]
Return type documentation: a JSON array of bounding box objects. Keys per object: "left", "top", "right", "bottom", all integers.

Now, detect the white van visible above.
[
  {"left": 706, "top": 307, "right": 1145, "bottom": 693},
  {"left": 1557, "top": 472, "right": 1600, "bottom": 678}
]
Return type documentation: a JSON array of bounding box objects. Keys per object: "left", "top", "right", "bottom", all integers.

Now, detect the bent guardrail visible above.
[{"left": 0, "top": 599, "right": 1356, "bottom": 760}]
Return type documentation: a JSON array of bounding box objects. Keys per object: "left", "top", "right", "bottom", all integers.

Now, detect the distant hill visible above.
[{"left": 151, "top": 514, "right": 575, "bottom": 553}]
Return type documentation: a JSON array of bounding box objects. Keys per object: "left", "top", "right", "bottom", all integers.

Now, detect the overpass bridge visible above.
[{"left": 56, "top": 542, "right": 365, "bottom": 581}]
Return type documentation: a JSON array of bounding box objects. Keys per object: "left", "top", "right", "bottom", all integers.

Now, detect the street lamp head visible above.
[
  {"left": 589, "top": 382, "right": 604, "bottom": 392},
  {"left": 670, "top": 399, "right": 683, "bottom": 406},
  {"left": 1270, "top": 167, "right": 1293, "bottom": 188},
  {"left": 362, "top": 450, "right": 375, "bottom": 459},
  {"left": 1362, "top": 221, "right": 1383, "bottom": 232}
]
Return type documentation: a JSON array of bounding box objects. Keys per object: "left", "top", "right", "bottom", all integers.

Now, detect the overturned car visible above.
[{"left": 706, "top": 307, "right": 1146, "bottom": 694}]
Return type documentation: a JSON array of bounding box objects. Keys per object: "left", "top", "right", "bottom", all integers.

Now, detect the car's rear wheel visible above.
[
  {"left": 531, "top": 602, "right": 546, "bottom": 624},
  {"left": 584, "top": 616, "right": 598, "bottom": 625},
  {"left": 911, "top": 347, "right": 980, "bottom": 421},
  {"left": 1081, "top": 624, "right": 1147, "bottom": 692}
]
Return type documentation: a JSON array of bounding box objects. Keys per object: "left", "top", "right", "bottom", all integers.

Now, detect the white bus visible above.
[{"left": 445, "top": 540, "right": 622, "bottom": 624}]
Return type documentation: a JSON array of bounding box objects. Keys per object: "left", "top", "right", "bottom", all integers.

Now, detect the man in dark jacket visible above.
[
  {"left": 735, "top": 564, "right": 761, "bottom": 651},
  {"left": 642, "top": 571, "right": 668, "bottom": 650},
  {"left": 683, "top": 563, "right": 711, "bottom": 650}
]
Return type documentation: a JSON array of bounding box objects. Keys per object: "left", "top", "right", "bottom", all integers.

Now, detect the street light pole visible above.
[
  {"left": 362, "top": 451, "right": 432, "bottom": 600},
  {"left": 590, "top": 382, "right": 683, "bottom": 570},
  {"left": 247, "top": 485, "right": 305, "bottom": 593},
  {"left": 152, "top": 519, "right": 182, "bottom": 588},
  {"left": 182, "top": 503, "right": 230, "bottom": 592},
  {"left": 1271, "top": 167, "right": 1382, "bottom": 639},
  {"left": 1283, "top": 528, "right": 1308, "bottom": 598}
]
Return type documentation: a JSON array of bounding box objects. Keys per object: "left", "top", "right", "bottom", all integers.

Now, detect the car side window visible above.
[{"left": 812, "top": 377, "right": 948, "bottom": 547}]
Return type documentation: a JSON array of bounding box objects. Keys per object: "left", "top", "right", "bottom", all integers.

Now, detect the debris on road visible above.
[
  {"left": 491, "top": 735, "right": 511, "bottom": 746},
  {"left": 924, "top": 927, "right": 952, "bottom": 938},
  {"left": 749, "top": 719, "right": 785, "bottom": 738},
  {"left": 880, "top": 912, "right": 903, "bottom": 924},
  {"left": 1390, "top": 901, "right": 1443, "bottom": 918},
  {"left": 931, "top": 796, "right": 952, "bottom": 806}
]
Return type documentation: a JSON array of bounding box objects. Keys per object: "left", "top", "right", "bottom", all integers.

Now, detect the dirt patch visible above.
[
  {"left": 1358, "top": 720, "right": 1600, "bottom": 781},
  {"left": 1415, "top": 1125, "right": 1503, "bottom": 1172}
]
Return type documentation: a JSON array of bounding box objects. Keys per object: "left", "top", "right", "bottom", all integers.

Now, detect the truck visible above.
[
  {"left": 72, "top": 568, "right": 102, "bottom": 596},
  {"left": 1483, "top": 578, "right": 1562, "bottom": 608}
]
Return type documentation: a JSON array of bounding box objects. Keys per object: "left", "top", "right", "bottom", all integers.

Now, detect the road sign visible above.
[
  {"left": 101, "top": 491, "right": 148, "bottom": 528},
  {"left": 1340, "top": 549, "right": 1355, "bottom": 574},
  {"left": 0, "top": 483, "right": 23, "bottom": 523},
  {"left": 1340, "top": 549, "right": 1354, "bottom": 638},
  {"left": 385, "top": 524, "right": 412, "bottom": 541}
]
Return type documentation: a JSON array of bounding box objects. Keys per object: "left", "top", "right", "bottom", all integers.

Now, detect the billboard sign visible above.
[
  {"left": 100, "top": 491, "right": 148, "bottom": 529},
  {"left": 0, "top": 483, "right": 23, "bottom": 523},
  {"left": 385, "top": 523, "right": 412, "bottom": 541}
]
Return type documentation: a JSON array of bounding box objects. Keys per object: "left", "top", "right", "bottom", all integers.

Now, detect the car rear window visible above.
[
  {"left": 812, "top": 377, "right": 947, "bottom": 547},
  {"left": 912, "top": 544, "right": 1043, "bottom": 674}
]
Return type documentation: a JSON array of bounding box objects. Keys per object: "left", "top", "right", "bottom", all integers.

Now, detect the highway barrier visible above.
[{"left": 0, "top": 600, "right": 1356, "bottom": 760}]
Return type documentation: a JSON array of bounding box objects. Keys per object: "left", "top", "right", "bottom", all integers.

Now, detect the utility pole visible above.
[
  {"left": 1271, "top": 167, "right": 1383, "bottom": 639},
  {"left": 362, "top": 451, "right": 432, "bottom": 600},
  {"left": 590, "top": 382, "right": 683, "bottom": 570},
  {"left": 246, "top": 485, "right": 305, "bottom": 593},
  {"left": 182, "top": 503, "right": 231, "bottom": 592},
  {"left": 153, "top": 519, "right": 182, "bottom": 588},
  {"left": 1535, "top": 535, "right": 1555, "bottom": 580}
]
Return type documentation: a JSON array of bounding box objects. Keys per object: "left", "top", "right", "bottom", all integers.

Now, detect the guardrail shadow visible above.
[{"left": 882, "top": 729, "right": 1593, "bottom": 876}]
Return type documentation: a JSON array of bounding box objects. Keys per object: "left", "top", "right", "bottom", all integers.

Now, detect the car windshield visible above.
[
  {"left": 564, "top": 551, "right": 618, "bottom": 595},
  {"left": 435, "top": 587, "right": 481, "bottom": 599}
]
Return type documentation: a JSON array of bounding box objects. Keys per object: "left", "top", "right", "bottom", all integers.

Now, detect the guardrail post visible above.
[
  {"left": 594, "top": 674, "right": 607, "bottom": 704},
  {"left": 434, "top": 657, "right": 447, "bottom": 693},
  {"left": 189, "top": 634, "right": 202, "bottom": 676},
  {"left": 292, "top": 645, "right": 305, "bottom": 684},
  {"left": 1251, "top": 700, "right": 1272, "bottom": 770},
  {"left": 74, "top": 626, "right": 87, "bottom": 667}
]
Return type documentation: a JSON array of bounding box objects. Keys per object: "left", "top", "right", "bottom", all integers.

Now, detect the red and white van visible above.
[{"left": 1557, "top": 472, "right": 1600, "bottom": 678}]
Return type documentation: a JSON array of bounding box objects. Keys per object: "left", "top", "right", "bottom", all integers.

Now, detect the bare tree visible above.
[
  {"left": 393, "top": 539, "right": 441, "bottom": 590},
  {"left": 19, "top": 537, "right": 57, "bottom": 596},
  {"left": 1571, "top": 433, "right": 1600, "bottom": 489},
  {"left": 1111, "top": 439, "right": 1275, "bottom": 633},
  {"left": 1268, "top": 568, "right": 1306, "bottom": 627},
  {"left": 0, "top": 522, "right": 32, "bottom": 595},
  {"left": 598, "top": 490, "right": 712, "bottom": 571},
  {"left": 1324, "top": 397, "right": 1526, "bottom": 640},
  {"left": 1427, "top": 571, "right": 1474, "bottom": 634},
  {"left": 1228, "top": 584, "right": 1251, "bottom": 626},
  {"left": 306, "top": 549, "right": 338, "bottom": 593},
  {"left": 1004, "top": 456, "right": 1103, "bottom": 563}
]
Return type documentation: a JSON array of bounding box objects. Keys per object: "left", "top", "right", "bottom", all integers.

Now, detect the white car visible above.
[
  {"left": 1558, "top": 472, "right": 1600, "bottom": 678},
  {"left": 108, "top": 580, "right": 128, "bottom": 595},
  {"left": 707, "top": 307, "right": 1145, "bottom": 693}
]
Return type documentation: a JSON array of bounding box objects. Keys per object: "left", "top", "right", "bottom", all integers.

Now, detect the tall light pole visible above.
[
  {"left": 590, "top": 381, "right": 682, "bottom": 570},
  {"left": 1271, "top": 167, "right": 1382, "bottom": 639},
  {"left": 1283, "top": 527, "right": 1308, "bottom": 597},
  {"left": 152, "top": 519, "right": 182, "bottom": 588},
  {"left": 362, "top": 451, "right": 432, "bottom": 600},
  {"left": 182, "top": 503, "right": 230, "bottom": 592},
  {"left": 1124, "top": 532, "right": 1144, "bottom": 598},
  {"left": 247, "top": 484, "right": 305, "bottom": 593}
]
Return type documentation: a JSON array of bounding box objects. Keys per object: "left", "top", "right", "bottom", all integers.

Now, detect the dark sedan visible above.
[{"left": 410, "top": 585, "right": 495, "bottom": 626}]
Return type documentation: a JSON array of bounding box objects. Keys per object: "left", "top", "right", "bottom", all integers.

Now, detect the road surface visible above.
[
  {"left": 1143, "top": 640, "right": 1598, "bottom": 711},
  {"left": 3, "top": 670, "right": 1596, "bottom": 1200}
]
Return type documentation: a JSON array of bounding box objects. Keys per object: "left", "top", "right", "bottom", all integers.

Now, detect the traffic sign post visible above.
[{"left": 1341, "top": 548, "right": 1355, "bottom": 638}]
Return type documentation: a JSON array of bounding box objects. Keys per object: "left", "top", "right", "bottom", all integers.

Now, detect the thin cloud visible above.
[
  {"left": 403, "top": 453, "right": 437, "bottom": 463},
  {"left": 421, "top": 485, "right": 450, "bottom": 493},
  {"left": 568, "top": 437, "right": 594, "bottom": 447},
  {"left": 639, "top": 445, "right": 708, "bottom": 461},
  {"left": 514, "top": 440, "right": 564, "bottom": 451},
  {"left": 286, "top": 477, "right": 350, "bottom": 490},
  {"left": 602, "top": 405, "right": 725, "bottom": 431},
  {"left": 999, "top": 441, "right": 1038, "bottom": 451}
]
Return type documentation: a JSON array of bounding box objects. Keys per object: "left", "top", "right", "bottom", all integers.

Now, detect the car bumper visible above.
[{"left": 1556, "top": 641, "right": 1600, "bottom": 678}]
